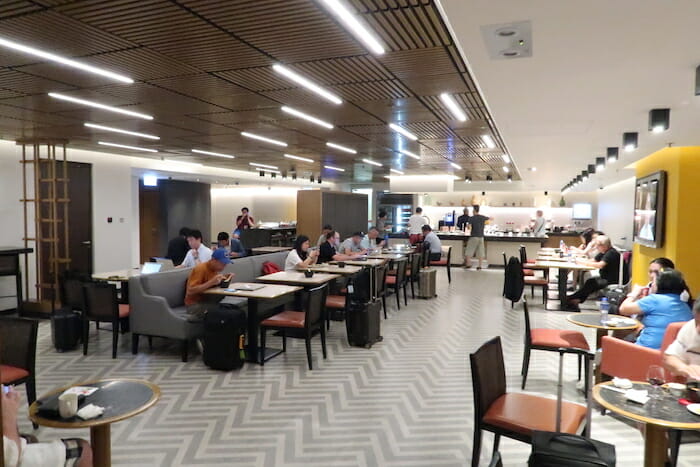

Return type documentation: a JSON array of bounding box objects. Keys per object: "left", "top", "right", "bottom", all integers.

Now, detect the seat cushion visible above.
[
  {"left": 261, "top": 311, "right": 305, "bottom": 328},
  {"left": 326, "top": 295, "right": 346, "bottom": 309},
  {"left": 118, "top": 304, "right": 130, "bottom": 318},
  {"left": 524, "top": 277, "right": 548, "bottom": 286},
  {"left": 0, "top": 364, "right": 29, "bottom": 383},
  {"left": 385, "top": 275, "right": 397, "bottom": 285},
  {"left": 531, "top": 329, "right": 590, "bottom": 350},
  {"left": 523, "top": 269, "right": 535, "bottom": 276},
  {"left": 430, "top": 259, "right": 448, "bottom": 266},
  {"left": 483, "top": 393, "right": 586, "bottom": 436}
]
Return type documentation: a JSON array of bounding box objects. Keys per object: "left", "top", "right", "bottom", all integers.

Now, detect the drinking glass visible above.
[{"left": 646, "top": 365, "right": 666, "bottom": 399}]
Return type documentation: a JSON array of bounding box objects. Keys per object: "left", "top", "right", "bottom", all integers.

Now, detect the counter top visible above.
[{"left": 388, "top": 233, "right": 546, "bottom": 243}]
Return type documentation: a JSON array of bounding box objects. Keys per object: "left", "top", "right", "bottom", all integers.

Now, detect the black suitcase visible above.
[
  {"left": 528, "top": 349, "right": 616, "bottom": 467},
  {"left": 203, "top": 307, "right": 247, "bottom": 371},
  {"left": 345, "top": 299, "right": 382, "bottom": 348},
  {"left": 51, "top": 307, "right": 82, "bottom": 352}
]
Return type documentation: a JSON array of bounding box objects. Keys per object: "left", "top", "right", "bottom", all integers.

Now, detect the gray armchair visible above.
[{"left": 129, "top": 268, "right": 204, "bottom": 362}]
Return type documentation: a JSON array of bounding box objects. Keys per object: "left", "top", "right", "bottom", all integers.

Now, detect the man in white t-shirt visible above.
[
  {"left": 664, "top": 302, "right": 700, "bottom": 380},
  {"left": 532, "top": 210, "right": 546, "bottom": 237},
  {"left": 408, "top": 207, "right": 427, "bottom": 245},
  {"left": 178, "top": 229, "right": 212, "bottom": 269}
]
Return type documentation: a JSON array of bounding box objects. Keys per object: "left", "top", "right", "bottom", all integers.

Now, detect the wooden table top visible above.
[
  {"left": 368, "top": 253, "right": 408, "bottom": 260},
  {"left": 330, "top": 258, "right": 386, "bottom": 267},
  {"left": 0, "top": 247, "right": 33, "bottom": 255},
  {"left": 250, "top": 246, "right": 292, "bottom": 253},
  {"left": 29, "top": 379, "right": 160, "bottom": 429},
  {"left": 535, "top": 260, "right": 595, "bottom": 271},
  {"left": 593, "top": 382, "right": 700, "bottom": 429},
  {"left": 308, "top": 264, "right": 362, "bottom": 275},
  {"left": 256, "top": 271, "right": 340, "bottom": 286},
  {"left": 204, "top": 282, "right": 301, "bottom": 299},
  {"left": 92, "top": 268, "right": 141, "bottom": 281},
  {"left": 567, "top": 312, "right": 640, "bottom": 331}
]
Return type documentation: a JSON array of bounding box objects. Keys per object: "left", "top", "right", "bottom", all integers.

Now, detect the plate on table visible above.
[{"left": 687, "top": 403, "right": 700, "bottom": 416}]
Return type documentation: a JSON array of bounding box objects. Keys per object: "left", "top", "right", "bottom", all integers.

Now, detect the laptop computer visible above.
[
  {"left": 140, "top": 262, "right": 162, "bottom": 274},
  {"left": 153, "top": 258, "right": 175, "bottom": 271}
]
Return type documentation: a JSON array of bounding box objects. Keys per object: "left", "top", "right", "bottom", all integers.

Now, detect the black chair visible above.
[
  {"left": 408, "top": 251, "right": 422, "bottom": 299},
  {"left": 429, "top": 245, "right": 452, "bottom": 283},
  {"left": 0, "top": 317, "right": 38, "bottom": 428},
  {"left": 385, "top": 258, "right": 408, "bottom": 310},
  {"left": 470, "top": 337, "right": 589, "bottom": 467},
  {"left": 260, "top": 284, "right": 328, "bottom": 370},
  {"left": 374, "top": 263, "right": 389, "bottom": 319},
  {"left": 420, "top": 245, "right": 431, "bottom": 268},
  {"left": 82, "top": 281, "right": 130, "bottom": 359}
]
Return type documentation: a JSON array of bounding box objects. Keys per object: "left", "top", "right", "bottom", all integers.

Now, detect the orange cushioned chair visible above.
[
  {"left": 429, "top": 246, "right": 452, "bottom": 283},
  {"left": 0, "top": 317, "right": 38, "bottom": 428},
  {"left": 470, "top": 337, "right": 588, "bottom": 467}
]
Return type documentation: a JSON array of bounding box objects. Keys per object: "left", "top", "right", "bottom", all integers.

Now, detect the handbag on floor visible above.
[{"left": 203, "top": 306, "right": 247, "bottom": 371}]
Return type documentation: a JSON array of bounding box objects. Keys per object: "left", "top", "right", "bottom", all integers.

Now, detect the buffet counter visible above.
[{"left": 388, "top": 232, "right": 546, "bottom": 266}]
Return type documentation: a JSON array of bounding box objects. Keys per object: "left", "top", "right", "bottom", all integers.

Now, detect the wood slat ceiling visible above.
[{"left": 0, "top": 0, "right": 515, "bottom": 182}]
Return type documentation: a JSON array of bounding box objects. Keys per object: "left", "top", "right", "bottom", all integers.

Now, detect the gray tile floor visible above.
[{"left": 14, "top": 268, "right": 699, "bottom": 465}]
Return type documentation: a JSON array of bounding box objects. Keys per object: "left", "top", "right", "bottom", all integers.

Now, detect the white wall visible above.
[{"left": 597, "top": 177, "right": 635, "bottom": 249}]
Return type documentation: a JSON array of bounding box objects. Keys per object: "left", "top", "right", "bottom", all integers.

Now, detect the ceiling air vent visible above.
[{"left": 480, "top": 20, "right": 533, "bottom": 60}]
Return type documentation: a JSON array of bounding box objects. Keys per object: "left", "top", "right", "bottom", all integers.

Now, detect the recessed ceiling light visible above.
[
  {"left": 324, "top": 165, "right": 345, "bottom": 172},
  {"left": 390, "top": 168, "right": 404, "bottom": 175},
  {"left": 502, "top": 154, "right": 510, "bottom": 163},
  {"left": 192, "top": 149, "right": 235, "bottom": 159},
  {"left": 596, "top": 157, "right": 606, "bottom": 171},
  {"left": 623, "top": 132, "right": 638, "bottom": 152},
  {"left": 528, "top": 167, "right": 537, "bottom": 172},
  {"left": 450, "top": 162, "right": 462, "bottom": 170},
  {"left": 362, "top": 158, "right": 382, "bottom": 167},
  {"left": 319, "top": 0, "right": 385, "bottom": 55},
  {"left": 0, "top": 36, "right": 133, "bottom": 83},
  {"left": 281, "top": 106, "right": 333, "bottom": 129},
  {"left": 481, "top": 134, "right": 496, "bottom": 149},
  {"left": 399, "top": 149, "right": 420, "bottom": 160},
  {"left": 98, "top": 141, "right": 157, "bottom": 153},
  {"left": 284, "top": 153, "right": 314, "bottom": 163},
  {"left": 389, "top": 123, "right": 418, "bottom": 141},
  {"left": 507, "top": 175, "right": 512, "bottom": 182},
  {"left": 607, "top": 147, "right": 618, "bottom": 163},
  {"left": 439, "top": 93, "right": 468, "bottom": 121},
  {"left": 49, "top": 93, "right": 153, "bottom": 120},
  {"left": 241, "top": 131, "right": 287, "bottom": 147},
  {"left": 249, "top": 162, "right": 279, "bottom": 170},
  {"left": 502, "top": 166, "right": 509, "bottom": 172},
  {"left": 84, "top": 123, "right": 159, "bottom": 140},
  {"left": 326, "top": 142, "right": 356, "bottom": 154},
  {"left": 273, "top": 64, "right": 342, "bottom": 105},
  {"left": 651, "top": 125, "right": 665, "bottom": 134}
]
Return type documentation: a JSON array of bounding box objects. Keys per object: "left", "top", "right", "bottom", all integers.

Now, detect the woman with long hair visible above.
[{"left": 284, "top": 235, "right": 319, "bottom": 271}]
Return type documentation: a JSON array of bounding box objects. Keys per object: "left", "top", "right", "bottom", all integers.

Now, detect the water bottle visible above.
[{"left": 599, "top": 297, "right": 610, "bottom": 324}]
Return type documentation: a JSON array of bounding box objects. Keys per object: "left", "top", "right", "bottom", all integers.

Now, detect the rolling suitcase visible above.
[
  {"left": 528, "top": 349, "right": 616, "bottom": 466},
  {"left": 345, "top": 299, "right": 382, "bottom": 348},
  {"left": 417, "top": 267, "right": 436, "bottom": 298},
  {"left": 51, "top": 307, "right": 82, "bottom": 352},
  {"left": 203, "top": 307, "right": 247, "bottom": 371}
]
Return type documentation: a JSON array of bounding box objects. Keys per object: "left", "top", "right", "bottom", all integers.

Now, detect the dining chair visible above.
[
  {"left": 408, "top": 252, "right": 422, "bottom": 299},
  {"left": 374, "top": 263, "right": 389, "bottom": 318},
  {"left": 429, "top": 245, "right": 452, "bottom": 283},
  {"left": 82, "top": 281, "right": 130, "bottom": 359},
  {"left": 470, "top": 336, "right": 588, "bottom": 467},
  {"left": 385, "top": 258, "right": 408, "bottom": 310},
  {"left": 260, "top": 284, "right": 328, "bottom": 370},
  {"left": 0, "top": 317, "right": 38, "bottom": 428},
  {"left": 521, "top": 299, "right": 589, "bottom": 391}
]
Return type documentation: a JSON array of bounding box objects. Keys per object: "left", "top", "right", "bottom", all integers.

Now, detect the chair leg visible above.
[
  {"left": 410, "top": 278, "right": 415, "bottom": 299},
  {"left": 260, "top": 327, "right": 267, "bottom": 365},
  {"left": 112, "top": 320, "right": 118, "bottom": 359},
  {"left": 395, "top": 287, "right": 400, "bottom": 310},
  {"left": 669, "top": 429, "right": 681, "bottom": 467},
  {"left": 471, "top": 426, "right": 482, "bottom": 467},
  {"left": 382, "top": 295, "right": 387, "bottom": 319},
  {"left": 282, "top": 329, "right": 287, "bottom": 353},
  {"left": 531, "top": 285, "right": 535, "bottom": 298},
  {"left": 181, "top": 340, "right": 188, "bottom": 362},
  {"left": 320, "top": 326, "right": 327, "bottom": 360},
  {"left": 26, "top": 376, "right": 37, "bottom": 429},
  {"left": 305, "top": 332, "right": 313, "bottom": 370},
  {"left": 119, "top": 317, "right": 129, "bottom": 334},
  {"left": 447, "top": 264, "right": 451, "bottom": 283},
  {"left": 148, "top": 336, "right": 153, "bottom": 350},
  {"left": 403, "top": 283, "right": 408, "bottom": 306},
  {"left": 82, "top": 320, "right": 89, "bottom": 356},
  {"left": 521, "top": 346, "right": 531, "bottom": 389},
  {"left": 577, "top": 354, "right": 582, "bottom": 381},
  {"left": 131, "top": 334, "right": 139, "bottom": 355},
  {"left": 492, "top": 433, "right": 501, "bottom": 459}
]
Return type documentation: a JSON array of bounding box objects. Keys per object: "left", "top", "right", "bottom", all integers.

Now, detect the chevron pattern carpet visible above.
[{"left": 13, "top": 269, "right": 699, "bottom": 466}]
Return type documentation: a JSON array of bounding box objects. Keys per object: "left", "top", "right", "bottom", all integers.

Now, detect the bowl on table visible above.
[
  {"left": 687, "top": 381, "right": 700, "bottom": 403},
  {"left": 337, "top": 262, "right": 345, "bottom": 268}
]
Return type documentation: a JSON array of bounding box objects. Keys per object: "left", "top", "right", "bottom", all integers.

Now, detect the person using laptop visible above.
[
  {"left": 184, "top": 248, "right": 233, "bottom": 322},
  {"left": 339, "top": 232, "right": 368, "bottom": 255},
  {"left": 318, "top": 231, "right": 363, "bottom": 263},
  {"left": 361, "top": 227, "right": 386, "bottom": 251},
  {"left": 179, "top": 229, "right": 212, "bottom": 269}
]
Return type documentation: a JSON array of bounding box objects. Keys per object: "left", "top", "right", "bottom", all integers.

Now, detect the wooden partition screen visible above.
[{"left": 296, "top": 191, "right": 368, "bottom": 241}]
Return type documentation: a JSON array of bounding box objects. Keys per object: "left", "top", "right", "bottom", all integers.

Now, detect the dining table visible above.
[
  {"left": 593, "top": 381, "right": 700, "bottom": 467},
  {"left": 534, "top": 259, "right": 596, "bottom": 310},
  {"left": 308, "top": 264, "right": 362, "bottom": 275},
  {"left": 256, "top": 271, "right": 340, "bottom": 287}
]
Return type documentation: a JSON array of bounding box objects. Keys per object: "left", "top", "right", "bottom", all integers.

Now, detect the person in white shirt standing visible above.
[
  {"left": 532, "top": 210, "right": 547, "bottom": 237},
  {"left": 408, "top": 207, "right": 427, "bottom": 245},
  {"left": 178, "top": 229, "right": 212, "bottom": 268}
]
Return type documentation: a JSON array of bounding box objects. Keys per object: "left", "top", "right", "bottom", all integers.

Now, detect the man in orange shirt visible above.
[{"left": 185, "top": 248, "right": 233, "bottom": 321}]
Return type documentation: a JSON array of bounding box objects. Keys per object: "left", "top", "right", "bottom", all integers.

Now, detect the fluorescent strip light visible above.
[
  {"left": 390, "top": 168, "right": 404, "bottom": 175},
  {"left": 362, "top": 158, "right": 382, "bottom": 167},
  {"left": 482, "top": 134, "right": 496, "bottom": 149},
  {"left": 281, "top": 106, "right": 333, "bottom": 129},
  {"left": 241, "top": 131, "right": 287, "bottom": 147},
  {"left": 98, "top": 141, "right": 157, "bottom": 153},
  {"left": 502, "top": 154, "right": 511, "bottom": 163},
  {"left": 273, "top": 64, "right": 342, "bottom": 105},
  {"left": 389, "top": 123, "right": 418, "bottom": 141},
  {"left": 249, "top": 162, "right": 279, "bottom": 170},
  {"left": 319, "top": 0, "right": 385, "bottom": 55},
  {"left": 326, "top": 142, "right": 356, "bottom": 154},
  {"left": 49, "top": 93, "right": 153, "bottom": 120},
  {"left": 84, "top": 123, "right": 159, "bottom": 140},
  {"left": 439, "top": 93, "right": 468, "bottom": 121},
  {"left": 0, "top": 37, "right": 133, "bottom": 84},
  {"left": 383, "top": 175, "right": 391, "bottom": 179},
  {"left": 449, "top": 162, "right": 462, "bottom": 170},
  {"left": 399, "top": 149, "right": 420, "bottom": 160},
  {"left": 192, "top": 149, "right": 235, "bottom": 159},
  {"left": 284, "top": 153, "right": 314, "bottom": 163},
  {"left": 324, "top": 165, "right": 345, "bottom": 172}
]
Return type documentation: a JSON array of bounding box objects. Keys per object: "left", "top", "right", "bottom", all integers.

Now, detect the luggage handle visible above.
[
  {"left": 555, "top": 348, "right": 595, "bottom": 435},
  {"left": 546, "top": 432, "right": 603, "bottom": 456}
]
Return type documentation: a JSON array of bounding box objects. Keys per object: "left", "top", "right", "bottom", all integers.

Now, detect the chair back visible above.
[
  {"left": 519, "top": 245, "right": 528, "bottom": 264},
  {"left": 410, "top": 252, "right": 421, "bottom": 279},
  {"left": 0, "top": 317, "right": 38, "bottom": 372},
  {"left": 375, "top": 263, "right": 388, "bottom": 296},
  {"left": 470, "top": 337, "right": 507, "bottom": 421},
  {"left": 394, "top": 258, "right": 407, "bottom": 284},
  {"left": 305, "top": 284, "right": 328, "bottom": 329},
  {"left": 421, "top": 247, "right": 430, "bottom": 268},
  {"left": 60, "top": 270, "right": 88, "bottom": 311},
  {"left": 443, "top": 245, "right": 452, "bottom": 263},
  {"left": 522, "top": 300, "right": 533, "bottom": 348},
  {"left": 504, "top": 256, "right": 525, "bottom": 303},
  {"left": 83, "top": 281, "right": 119, "bottom": 321}
]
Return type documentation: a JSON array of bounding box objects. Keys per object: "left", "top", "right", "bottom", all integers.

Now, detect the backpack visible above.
[
  {"left": 504, "top": 256, "right": 525, "bottom": 304},
  {"left": 262, "top": 261, "right": 282, "bottom": 275}
]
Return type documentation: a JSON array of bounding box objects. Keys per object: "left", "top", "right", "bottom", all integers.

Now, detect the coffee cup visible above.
[
  {"left": 58, "top": 392, "right": 78, "bottom": 418},
  {"left": 304, "top": 270, "right": 314, "bottom": 278},
  {"left": 337, "top": 262, "right": 346, "bottom": 268}
]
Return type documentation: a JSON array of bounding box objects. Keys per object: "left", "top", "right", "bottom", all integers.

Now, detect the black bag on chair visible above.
[
  {"left": 203, "top": 307, "right": 247, "bottom": 371},
  {"left": 504, "top": 256, "right": 525, "bottom": 304},
  {"left": 51, "top": 307, "right": 82, "bottom": 352},
  {"left": 603, "top": 285, "right": 627, "bottom": 315}
]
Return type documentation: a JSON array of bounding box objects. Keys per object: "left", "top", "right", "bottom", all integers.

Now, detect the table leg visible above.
[
  {"left": 594, "top": 329, "right": 607, "bottom": 383},
  {"left": 15, "top": 256, "right": 24, "bottom": 315},
  {"left": 246, "top": 298, "right": 260, "bottom": 363},
  {"left": 558, "top": 267, "right": 569, "bottom": 309},
  {"left": 644, "top": 424, "right": 667, "bottom": 467},
  {"left": 90, "top": 424, "right": 111, "bottom": 467}
]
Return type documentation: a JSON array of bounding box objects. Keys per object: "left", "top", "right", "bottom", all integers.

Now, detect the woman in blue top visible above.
[{"left": 619, "top": 269, "right": 692, "bottom": 349}]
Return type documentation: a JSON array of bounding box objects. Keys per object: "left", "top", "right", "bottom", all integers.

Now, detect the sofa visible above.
[{"left": 129, "top": 251, "right": 289, "bottom": 361}]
